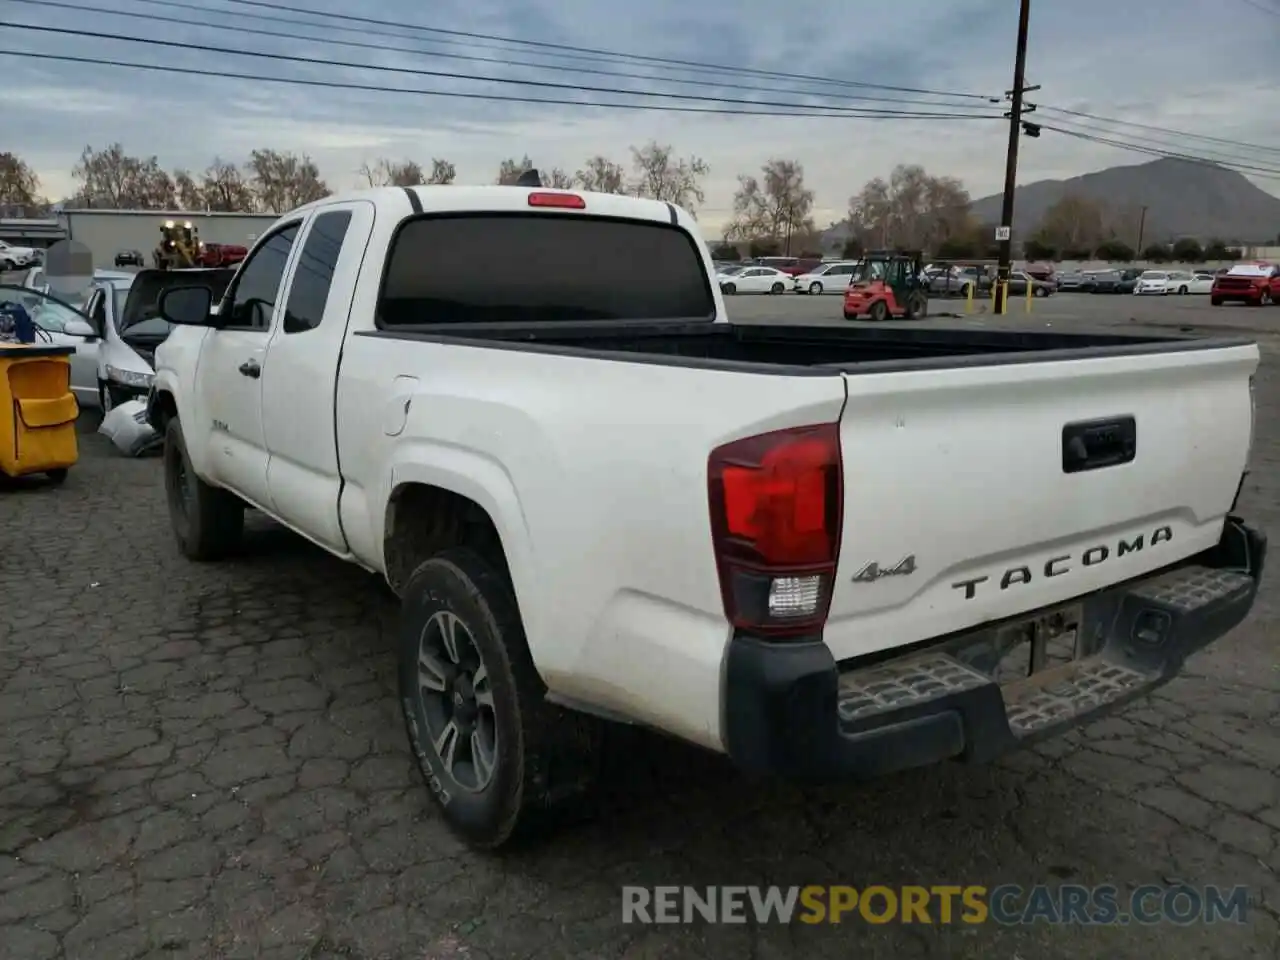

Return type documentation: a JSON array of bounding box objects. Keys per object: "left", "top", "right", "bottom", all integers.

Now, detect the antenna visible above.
[{"left": 514, "top": 168, "right": 542, "bottom": 187}]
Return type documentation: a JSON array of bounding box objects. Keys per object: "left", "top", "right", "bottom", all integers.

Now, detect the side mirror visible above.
[
  {"left": 159, "top": 285, "right": 214, "bottom": 325},
  {"left": 64, "top": 318, "right": 97, "bottom": 339}
]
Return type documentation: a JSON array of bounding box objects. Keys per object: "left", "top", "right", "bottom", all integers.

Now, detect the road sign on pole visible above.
[{"left": 995, "top": 225, "right": 1011, "bottom": 242}]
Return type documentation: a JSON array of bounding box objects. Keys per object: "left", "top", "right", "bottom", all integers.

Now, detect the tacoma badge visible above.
[{"left": 852, "top": 555, "right": 917, "bottom": 583}]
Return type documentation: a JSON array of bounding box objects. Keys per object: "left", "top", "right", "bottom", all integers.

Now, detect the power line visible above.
[
  {"left": 204, "top": 0, "right": 1000, "bottom": 101},
  {"left": 0, "top": 48, "right": 1004, "bottom": 120},
  {"left": 1040, "top": 124, "right": 1280, "bottom": 181},
  {"left": 3, "top": 23, "right": 1006, "bottom": 119},
  {"left": 14, "top": 0, "right": 990, "bottom": 110},
  {"left": 1039, "top": 105, "right": 1280, "bottom": 157},
  {"left": 1231, "top": 0, "right": 1280, "bottom": 16},
  {"left": 1043, "top": 117, "right": 1280, "bottom": 174}
]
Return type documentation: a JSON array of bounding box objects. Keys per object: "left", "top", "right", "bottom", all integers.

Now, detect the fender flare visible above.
[{"left": 379, "top": 446, "right": 538, "bottom": 632}]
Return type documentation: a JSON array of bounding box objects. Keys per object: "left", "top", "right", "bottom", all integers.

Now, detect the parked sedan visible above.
[
  {"left": 1008, "top": 270, "right": 1055, "bottom": 296},
  {"left": 114, "top": 249, "right": 145, "bottom": 267},
  {"left": 793, "top": 261, "right": 859, "bottom": 294},
  {"left": 719, "top": 266, "right": 791, "bottom": 294},
  {"left": 0, "top": 284, "right": 99, "bottom": 407},
  {"left": 1135, "top": 270, "right": 1172, "bottom": 295},
  {"left": 1187, "top": 272, "right": 1215, "bottom": 294}
]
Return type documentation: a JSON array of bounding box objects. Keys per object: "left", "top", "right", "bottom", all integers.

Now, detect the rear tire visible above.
[
  {"left": 843, "top": 309, "right": 858, "bottom": 320},
  {"left": 868, "top": 300, "right": 889, "bottom": 322},
  {"left": 1210, "top": 297, "right": 1222, "bottom": 306},
  {"left": 398, "top": 548, "right": 601, "bottom": 849},
  {"left": 1178, "top": 286, "right": 1188, "bottom": 295},
  {"left": 721, "top": 283, "right": 736, "bottom": 295},
  {"left": 770, "top": 282, "right": 785, "bottom": 294},
  {"left": 163, "top": 418, "right": 244, "bottom": 560},
  {"left": 45, "top": 468, "right": 68, "bottom": 485},
  {"left": 904, "top": 291, "right": 928, "bottom": 319}
]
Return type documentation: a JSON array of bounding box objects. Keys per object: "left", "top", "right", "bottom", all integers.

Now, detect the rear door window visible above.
[{"left": 379, "top": 214, "right": 714, "bottom": 325}]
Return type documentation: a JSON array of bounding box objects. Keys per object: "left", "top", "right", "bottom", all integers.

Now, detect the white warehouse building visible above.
[{"left": 58, "top": 209, "right": 282, "bottom": 268}]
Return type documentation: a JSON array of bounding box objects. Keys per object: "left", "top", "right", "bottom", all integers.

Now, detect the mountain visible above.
[{"left": 969, "top": 158, "right": 1280, "bottom": 244}]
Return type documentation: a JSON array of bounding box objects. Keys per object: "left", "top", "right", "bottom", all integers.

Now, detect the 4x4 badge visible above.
[{"left": 851, "top": 555, "right": 917, "bottom": 583}]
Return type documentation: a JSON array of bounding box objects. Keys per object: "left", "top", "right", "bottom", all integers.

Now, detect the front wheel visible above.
[
  {"left": 770, "top": 282, "right": 785, "bottom": 294},
  {"left": 1034, "top": 285, "right": 1048, "bottom": 297},
  {"left": 1178, "top": 286, "right": 1188, "bottom": 295},
  {"left": 1260, "top": 290, "right": 1272, "bottom": 306},
  {"left": 721, "top": 283, "right": 736, "bottom": 295},
  {"left": 868, "top": 300, "right": 889, "bottom": 322},
  {"left": 1211, "top": 297, "right": 1223, "bottom": 306},
  {"left": 809, "top": 281, "right": 823, "bottom": 295},
  {"left": 904, "top": 291, "right": 928, "bottom": 319},
  {"left": 399, "top": 548, "right": 601, "bottom": 849},
  {"left": 163, "top": 418, "right": 244, "bottom": 560}
]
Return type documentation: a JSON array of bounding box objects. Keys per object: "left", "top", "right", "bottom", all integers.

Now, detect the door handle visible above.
[
  {"left": 238, "top": 359, "right": 260, "bottom": 378},
  {"left": 1062, "top": 416, "right": 1136, "bottom": 473}
]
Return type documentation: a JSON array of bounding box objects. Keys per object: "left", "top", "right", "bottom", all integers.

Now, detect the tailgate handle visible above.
[{"left": 1062, "top": 416, "right": 1136, "bottom": 473}]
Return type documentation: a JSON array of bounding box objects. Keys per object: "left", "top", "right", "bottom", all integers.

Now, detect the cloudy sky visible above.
[{"left": 4, "top": 0, "right": 1279, "bottom": 233}]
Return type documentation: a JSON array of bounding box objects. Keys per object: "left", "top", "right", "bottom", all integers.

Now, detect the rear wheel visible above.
[
  {"left": 1260, "top": 289, "right": 1272, "bottom": 306},
  {"left": 163, "top": 418, "right": 244, "bottom": 560},
  {"left": 868, "top": 300, "right": 889, "bottom": 322},
  {"left": 399, "top": 548, "right": 601, "bottom": 848},
  {"left": 721, "top": 283, "right": 736, "bottom": 295},
  {"left": 1178, "top": 285, "right": 1188, "bottom": 295},
  {"left": 904, "top": 291, "right": 928, "bottom": 319},
  {"left": 770, "top": 282, "right": 785, "bottom": 294},
  {"left": 45, "top": 468, "right": 68, "bottom": 485}
]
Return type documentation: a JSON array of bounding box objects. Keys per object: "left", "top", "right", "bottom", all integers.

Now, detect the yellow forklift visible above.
[{"left": 152, "top": 220, "right": 201, "bottom": 270}]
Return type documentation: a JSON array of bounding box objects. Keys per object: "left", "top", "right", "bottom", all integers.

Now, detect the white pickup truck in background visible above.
[{"left": 147, "top": 176, "right": 1266, "bottom": 850}]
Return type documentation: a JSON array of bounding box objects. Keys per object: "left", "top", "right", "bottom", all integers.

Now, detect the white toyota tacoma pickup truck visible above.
[{"left": 146, "top": 176, "right": 1266, "bottom": 849}]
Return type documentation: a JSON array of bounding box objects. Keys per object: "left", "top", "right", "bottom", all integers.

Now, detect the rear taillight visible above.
[{"left": 707, "top": 423, "right": 843, "bottom": 638}]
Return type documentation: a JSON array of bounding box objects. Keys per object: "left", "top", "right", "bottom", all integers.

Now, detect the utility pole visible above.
[
  {"left": 1135, "top": 205, "right": 1148, "bottom": 254},
  {"left": 993, "top": 0, "right": 1033, "bottom": 315}
]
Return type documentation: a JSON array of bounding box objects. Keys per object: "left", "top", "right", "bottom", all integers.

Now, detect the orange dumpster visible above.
[{"left": 0, "top": 343, "right": 80, "bottom": 483}]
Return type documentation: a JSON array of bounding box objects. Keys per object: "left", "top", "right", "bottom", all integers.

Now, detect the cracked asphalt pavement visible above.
[{"left": 2, "top": 307, "right": 1278, "bottom": 959}]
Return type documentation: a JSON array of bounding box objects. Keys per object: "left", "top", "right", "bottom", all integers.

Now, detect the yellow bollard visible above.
[
  {"left": 1025, "top": 280, "right": 1033, "bottom": 313},
  {"left": 966, "top": 282, "right": 975, "bottom": 314}
]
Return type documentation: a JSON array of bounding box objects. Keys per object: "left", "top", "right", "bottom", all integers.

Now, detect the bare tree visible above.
[
  {"left": 425, "top": 158, "right": 456, "bottom": 185},
  {"left": 724, "top": 159, "right": 815, "bottom": 254},
  {"left": 71, "top": 144, "right": 176, "bottom": 208},
  {"left": 544, "top": 168, "right": 574, "bottom": 188},
  {"left": 628, "top": 141, "right": 708, "bottom": 210},
  {"left": 574, "top": 155, "right": 626, "bottom": 193},
  {"left": 846, "top": 164, "right": 972, "bottom": 251},
  {"left": 0, "top": 152, "right": 42, "bottom": 210},
  {"left": 496, "top": 155, "right": 535, "bottom": 185},
  {"left": 200, "top": 158, "right": 254, "bottom": 212},
  {"left": 359, "top": 158, "right": 424, "bottom": 187},
  {"left": 173, "top": 170, "right": 205, "bottom": 210},
  {"left": 245, "top": 148, "right": 330, "bottom": 212},
  {"left": 1034, "top": 194, "right": 1106, "bottom": 252}
]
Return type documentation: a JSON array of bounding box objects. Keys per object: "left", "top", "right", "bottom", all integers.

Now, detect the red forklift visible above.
[{"left": 842, "top": 249, "right": 929, "bottom": 321}]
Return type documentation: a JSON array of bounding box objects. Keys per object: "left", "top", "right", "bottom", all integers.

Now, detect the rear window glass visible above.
[{"left": 379, "top": 214, "right": 714, "bottom": 325}]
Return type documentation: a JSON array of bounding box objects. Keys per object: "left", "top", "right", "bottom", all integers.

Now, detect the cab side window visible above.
[
  {"left": 223, "top": 224, "right": 300, "bottom": 330},
  {"left": 284, "top": 211, "right": 353, "bottom": 333}
]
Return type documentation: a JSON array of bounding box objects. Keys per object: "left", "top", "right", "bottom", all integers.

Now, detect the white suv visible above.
[{"left": 0, "top": 240, "right": 41, "bottom": 271}]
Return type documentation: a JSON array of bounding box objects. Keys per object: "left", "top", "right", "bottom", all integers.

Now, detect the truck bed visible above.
[{"left": 361, "top": 320, "right": 1242, "bottom": 374}]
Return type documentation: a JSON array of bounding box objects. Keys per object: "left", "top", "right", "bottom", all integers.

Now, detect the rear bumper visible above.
[{"left": 722, "top": 517, "right": 1265, "bottom": 779}]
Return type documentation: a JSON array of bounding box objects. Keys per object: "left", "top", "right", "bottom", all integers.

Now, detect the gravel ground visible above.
[{"left": 0, "top": 293, "right": 1277, "bottom": 959}]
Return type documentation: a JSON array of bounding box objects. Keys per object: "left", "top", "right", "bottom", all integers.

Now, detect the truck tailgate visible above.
[{"left": 822, "top": 342, "right": 1257, "bottom": 662}]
